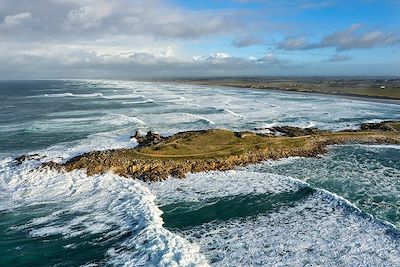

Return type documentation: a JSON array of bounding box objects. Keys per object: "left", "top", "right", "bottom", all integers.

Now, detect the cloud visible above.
[
  {"left": 64, "top": 3, "right": 114, "bottom": 30},
  {"left": 0, "top": 1, "right": 399, "bottom": 78},
  {"left": 1, "top": 12, "right": 32, "bottom": 26},
  {"left": 320, "top": 24, "right": 400, "bottom": 51},
  {"left": 0, "top": 47, "right": 291, "bottom": 78},
  {"left": 277, "top": 37, "right": 311, "bottom": 50},
  {"left": 0, "top": 0, "right": 241, "bottom": 40},
  {"left": 257, "top": 53, "right": 287, "bottom": 64},
  {"left": 231, "top": 36, "right": 266, "bottom": 48},
  {"left": 278, "top": 25, "right": 400, "bottom": 51},
  {"left": 327, "top": 54, "right": 351, "bottom": 62}
]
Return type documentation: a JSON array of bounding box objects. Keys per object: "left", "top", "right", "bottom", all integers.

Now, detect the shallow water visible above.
[{"left": 0, "top": 80, "right": 399, "bottom": 266}]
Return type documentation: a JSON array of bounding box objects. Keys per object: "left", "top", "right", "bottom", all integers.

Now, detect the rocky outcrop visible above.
[
  {"left": 41, "top": 121, "right": 400, "bottom": 181},
  {"left": 46, "top": 140, "right": 326, "bottom": 181},
  {"left": 14, "top": 154, "right": 41, "bottom": 165},
  {"left": 132, "top": 131, "right": 168, "bottom": 148},
  {"left": 255, "top": 126, "right": 326, "bottom": 137},
  {"left": 360, "top": 121, "right": 399, "bottom": 132}
]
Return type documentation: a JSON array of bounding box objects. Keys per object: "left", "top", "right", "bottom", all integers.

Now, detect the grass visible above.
[
  {"left": 388, "top": 122, "right": 400, "bottom": 131},
  {"left": 134, "top": 129, "right": 399, "bottom": 160},
  {"left": 136, "top": 129, "right": 309, "bottom": 159},
  {"left": 58, "top": 126, "right": 399, "bottom": 179}
]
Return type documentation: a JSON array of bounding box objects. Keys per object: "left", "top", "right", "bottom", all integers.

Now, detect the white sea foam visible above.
[
  {"left": 179, "top": 189, "right": 400, "bottom": 266},
  {"left": 146, "top": 169, "right": 400, "bottom": 266},
  {"left": 121, "top": 99, "right": 155, "bottom": 105},
  {"left": 255, "top": 144, "right": 400, "bottom": 229},
  {"left": 103, "top": 114, "right": 145, "bottom": 126},
  {"left": 0, "top": 162, "right": 208, "bottom": 266},
  {"left": 182, "top": 113, "right": 215, "bottom": 125},
  {"left": 222, "top": 108, "right": 245, "bottom": 119},
  {"left": 346, "top": 144, "right": 400, "bottom": 150},
  {"left": 146, "top": 170, "right": 307, "bottom": 205},
  {"left": 101, "top": 94, "right": 147, "bottom": 100},
  {"left": 35, "top": 130, "right": 137, "bottom": 163},
  {"left": 43, "top": 92, "right": 103, "bottom": 98}
]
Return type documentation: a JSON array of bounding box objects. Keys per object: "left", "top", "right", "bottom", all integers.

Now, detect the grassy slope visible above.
[{"left": 133, "top": 129, "right": 396, "bottom": 159}]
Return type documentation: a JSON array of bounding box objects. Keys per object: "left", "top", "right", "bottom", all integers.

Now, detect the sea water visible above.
[{"left": 0, "top": 80, "right": 399, "bottom": 266}]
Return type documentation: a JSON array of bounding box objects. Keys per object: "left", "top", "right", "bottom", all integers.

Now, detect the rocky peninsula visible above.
[{"left": 41, "top": 121, "right": 400, "bottom": 181}]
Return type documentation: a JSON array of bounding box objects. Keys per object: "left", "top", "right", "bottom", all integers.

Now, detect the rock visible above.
[
  {"left": 132, "top": 130, "right": 167, "bottom": 148},
  {"left": 235, "top": 131, "right": 257, "bottom": 138},
  {"left": 255, "top": 126, "right": 326, "bottom": 137},
  {"left": 14, "top": 153, "right": 41, "bottom": 165},
  {"left": 130, "top": 130, "right": 141, "bottom": 140},
  {"left": 360, "top": 121, "right": 399, "bottom": 132}
]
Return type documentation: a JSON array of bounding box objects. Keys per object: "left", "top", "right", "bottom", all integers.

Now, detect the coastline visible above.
[
  {"left": 169, "top": 79, "right": 400, "bottom": 104},
  {"left": 209, "top": 84, "right": 400, "bottom": 105}
]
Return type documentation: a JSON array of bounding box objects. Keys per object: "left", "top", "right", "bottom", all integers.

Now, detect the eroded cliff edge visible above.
[{"left": 41, "top": 121, "right": 400, "bottom": 181}]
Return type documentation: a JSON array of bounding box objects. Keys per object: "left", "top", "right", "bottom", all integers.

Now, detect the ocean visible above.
[{"left": 1, "top": 80, "right": 400, "bottom": 266}]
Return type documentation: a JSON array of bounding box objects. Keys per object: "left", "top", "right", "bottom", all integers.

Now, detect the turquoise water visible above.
[
  {"left": 0, "top": 204, "right": 118, "bottom": 267},
  {"left": 252, "top": 145, "right": 400, "bottom": 227},
  {"left": 1, "top": 80, "right": 400, "bottom": 266}
]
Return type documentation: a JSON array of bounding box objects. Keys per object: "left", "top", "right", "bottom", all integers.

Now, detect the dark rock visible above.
[
  {"left": 255, "top": 126, "right": 326, "bottom": 137},
  {"left": 131, "top": 130, "right": 167, "bottom": 148},
  {"left": 130, "top": 130, "right": 141, "bottom": 140},
  {"left": 360, "top": 121, "right": 398, "bottom": 132},
  {"left": 14, "top": 153, "right": 40, "bottom": 165}
]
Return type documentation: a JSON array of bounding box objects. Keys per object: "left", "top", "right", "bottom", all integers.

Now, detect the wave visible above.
[
  {"left": 103, "top": 113, "right": 145, "bottom": 126},
  {"left": 342, "top": 144, "right": 400, "bottom": 150},
  {"left": 181, "top": 113, "right": 215, "bottom": 125},
  {"left": 306, "top": 121, "right": 316, "bottom": 128},
  {"left": 156, "top": 96, "right": 187, "bottom": 103},
  {"left": 43, "top": 92, "right": 103, "bottom": 98},
  {"left": 39, "top": 132, "right": 138, "bottom": 164},
  {"left": 146, "top": 170, "right": 307, "bottom": 205},
  {"left": 0, "top": 161, "right": 208, "bottom": 266},
  {"left": 147, "top": 170, "right": 400, "bottom": 266},
  {"left": 101, "top": 94, "right": 147, "bottom": 100},
  {"left": 121, "top": 99, "right": 155, "bottom": 105},
  {"left": 221, "top": 108, "right": 245, "bottom": 119}
]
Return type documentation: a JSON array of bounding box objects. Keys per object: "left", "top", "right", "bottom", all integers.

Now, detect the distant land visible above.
[{"left": 171, "top": 77, "right": 400, "bottom": 101}]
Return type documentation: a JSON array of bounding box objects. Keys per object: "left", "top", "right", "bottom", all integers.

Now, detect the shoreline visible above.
[
  {"left": 204, "top": 84, "right": 400, "bottom": 105},
  {"left": 169, "top": 79, "right": 400, "bottom": 104}
]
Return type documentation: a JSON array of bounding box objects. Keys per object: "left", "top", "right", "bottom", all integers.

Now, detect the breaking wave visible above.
[
  {"left": 43, "top": 92, "right": 103, "bottom": 98},
  {"left": 0, "top": 160, "right": 208, "bottom": 266}
]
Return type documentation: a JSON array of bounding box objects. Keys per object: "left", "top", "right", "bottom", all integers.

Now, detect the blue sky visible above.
[{"left": 0, "top": 0, "right": 399, "bottom": 78}]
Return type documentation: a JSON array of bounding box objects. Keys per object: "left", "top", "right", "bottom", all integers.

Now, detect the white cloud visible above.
[
  {"left": 64, "top": 3, "right": 114, "bottom": 30},
  {"left": 0, "top": 45, "right": 293, "bottom": 78},
  {"left": 2, "top": 12, "right": 32, "bottom": 26},
  {"left": 257, "top": 53, "right": 287, "bottom": 64},
  {"left": 0, "top": 0, "right": 240, "bottom": 40},
  {"left": 278, "top": 25, "right": 400, "bottom": 51}
]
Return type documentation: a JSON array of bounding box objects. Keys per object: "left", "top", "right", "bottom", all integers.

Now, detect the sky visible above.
[{"left": 0, "top": 0, "right": 399, "bottom": 79}]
